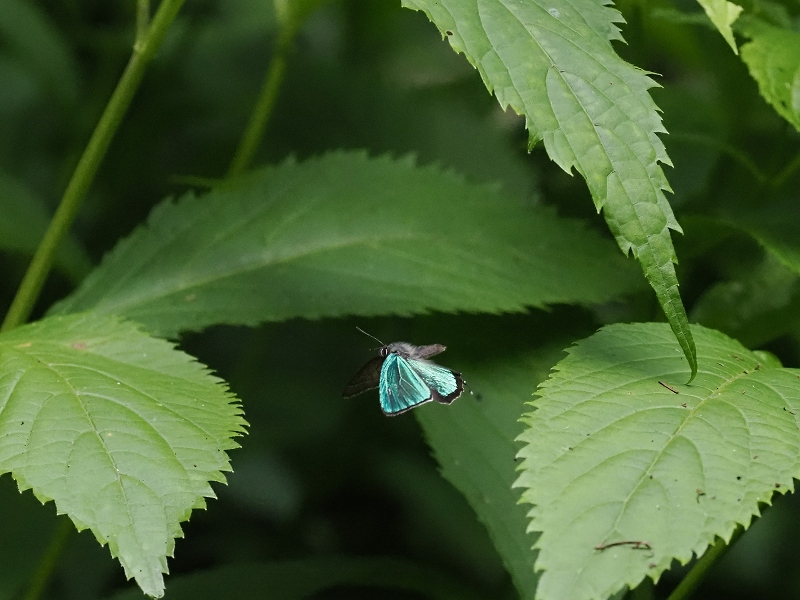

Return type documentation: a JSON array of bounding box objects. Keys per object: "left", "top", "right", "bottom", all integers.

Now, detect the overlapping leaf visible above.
[
  {"left": 0, "top": 313, "right": 245, "bottom": 597},
  {"left": 51, "top": 152, "right": 640, "bottom": 337},
  {"left": 740, "top": 19, "right": 800, "bottom": 132},
  {"left": 697, "top": 0, "right": 743, "bottom": 53},
  {"left": 402, "top": 0, "right": 696, "bottom": 380},
  {"left": 516, "top": 323, "right": 800, "bottom": 600}
]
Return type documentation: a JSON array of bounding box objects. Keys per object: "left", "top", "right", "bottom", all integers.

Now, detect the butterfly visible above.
[{"left": 343, "top": 329, "right": 464, "bottom": 416}]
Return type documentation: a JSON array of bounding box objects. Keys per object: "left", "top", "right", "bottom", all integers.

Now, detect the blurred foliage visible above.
[{"left": 2, "top": 0, "right": 800, "bottom": 599}]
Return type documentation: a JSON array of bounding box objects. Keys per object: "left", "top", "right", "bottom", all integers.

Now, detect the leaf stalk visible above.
[{"left": 1, "top": 0, "right": 185, "bottom": 333}]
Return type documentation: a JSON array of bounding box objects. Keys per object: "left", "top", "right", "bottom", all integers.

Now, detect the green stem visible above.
[
  {"left": 665, "top": 527, "right": 742, "bottom": 600},
  {"left": 21, "top": 519, "right": 72, "bottom": 600},
  {"left": 0, "top": 0, "right": 185, "bottom": 333},
  {"left": 136, "top": 0, "right": 151, "bottom": 45},
  {"left": 226, "top": 28, "right": 293, "bottom": 177}
]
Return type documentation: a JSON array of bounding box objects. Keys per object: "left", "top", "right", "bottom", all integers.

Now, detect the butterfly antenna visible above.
[{"left": 355, "top": 326, "right": 385, "bottom": 347}]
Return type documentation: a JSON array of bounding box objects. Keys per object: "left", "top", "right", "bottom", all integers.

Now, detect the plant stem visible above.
[
  {"left": 21, "top": 519, "right": 72, "bottom": 600},
  {"left": 0, "top": 0, "right": 185, "bottom": 333},
  {"left": 226, "top": 28, "right": 294, "bottom": 177},
  {"left": 665, "top": 527, "right": 742, "bottom": 600},
  {"left": 136, "top": 0, "right": 151, "bottom": 45}
]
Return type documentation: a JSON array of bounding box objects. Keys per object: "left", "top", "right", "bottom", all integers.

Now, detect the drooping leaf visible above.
[
  {"left": 50, "top": 152, "right": 641, "bottom": 337},
  {"left": 402, "top": 0, "right": 697, "bottom": 381},
  {"left": 0, "top": 172, "right": 91, "bottom": 282},
  {"left": 0, "top": 313, "right": 246, "bottom": 598},
  {"left": 515, "top": 323, "right": 800, "bottom": 600},
  {"left": 696, "top": 0, "right": 743, "bottom": 53},
  {"left": 105, "top": 557, "right": 482, "bottom": 600},
  {"left": 740, "top": 19, "right": 800, "bottom": 132}
]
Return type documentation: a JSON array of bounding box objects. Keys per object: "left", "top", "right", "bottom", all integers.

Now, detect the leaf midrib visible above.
[{"left": 5, "top": 346, "right": 147, "bottom": 556}]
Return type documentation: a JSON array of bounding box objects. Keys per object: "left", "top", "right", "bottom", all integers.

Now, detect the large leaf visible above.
[
  {"left": 106, "top": 557, "right": 482, "bottom": 600},
  {"left": 740, "top": 19, "right": 800, "bottom": 132},
  {"left": 51, "top": 152, "right": 640, "bottom": 337},
  {"left": 515, "top": 323, "right": 798, "bottom": 600},
  {"left": 697, "top": 0, "right": 743, "bottom": 54},
  {"left": 0, "top": 313, "right": 245, "bottom": 598},
  {"left": 402, "top": 0, "right": 697, "bottom": 380}
]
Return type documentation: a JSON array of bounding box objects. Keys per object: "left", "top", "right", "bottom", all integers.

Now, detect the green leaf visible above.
[
  {"left": 697, "top": 0, "right": 743, "bottom": 54},
  {"left": 402, "top": 0, "right": 697, "bottom": 381},
  {"left": 105, "top": 557, "right": 482, "bottom": 600},
  {"left": 740, "top": 19, "right": 800, "bottom": 132},
  {"left": 51, "top": 152, "right": 640, "bottom": 337},
  {"left": 0, "top": 172, "right": 91, "bottom": 282},
  {"left": 0, "top": 313, "right": 245, "bottom": 598},
  {"left": 515, "top": 323, "right": 800, "bottom": 600}
]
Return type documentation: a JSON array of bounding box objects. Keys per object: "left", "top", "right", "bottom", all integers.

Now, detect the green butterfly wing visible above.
[
  {"left": 379, "top": 354, "right": 432, "bottom": 415},
  {"left": 407, "top": 358, "right": 463, "bottom": 404}
]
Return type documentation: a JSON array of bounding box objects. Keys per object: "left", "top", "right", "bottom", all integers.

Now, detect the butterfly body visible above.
[{"left": 343, "top": 341, "right": 464, "bottom": 416}]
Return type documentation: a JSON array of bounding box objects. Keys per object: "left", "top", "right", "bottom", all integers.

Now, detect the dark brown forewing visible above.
[
  {"left": 410, "top": 344, "right": 446, "bottom": 359},
  {"left": 342, "top": 356, "right": 385, "bottom": 398},
  {"left": 431, "top": 371, "right": 464, "bottom": 405}
]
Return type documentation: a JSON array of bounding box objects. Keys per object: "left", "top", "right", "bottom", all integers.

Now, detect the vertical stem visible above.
[
  {"left": 226, "top": 28, "right": 293, "bottom": 177},
  {"left": 136, "top": 0, "right": 151, "bottom": 45},
  {"left": 1, "top": 0, "right": 186, "bottom": 333}
]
